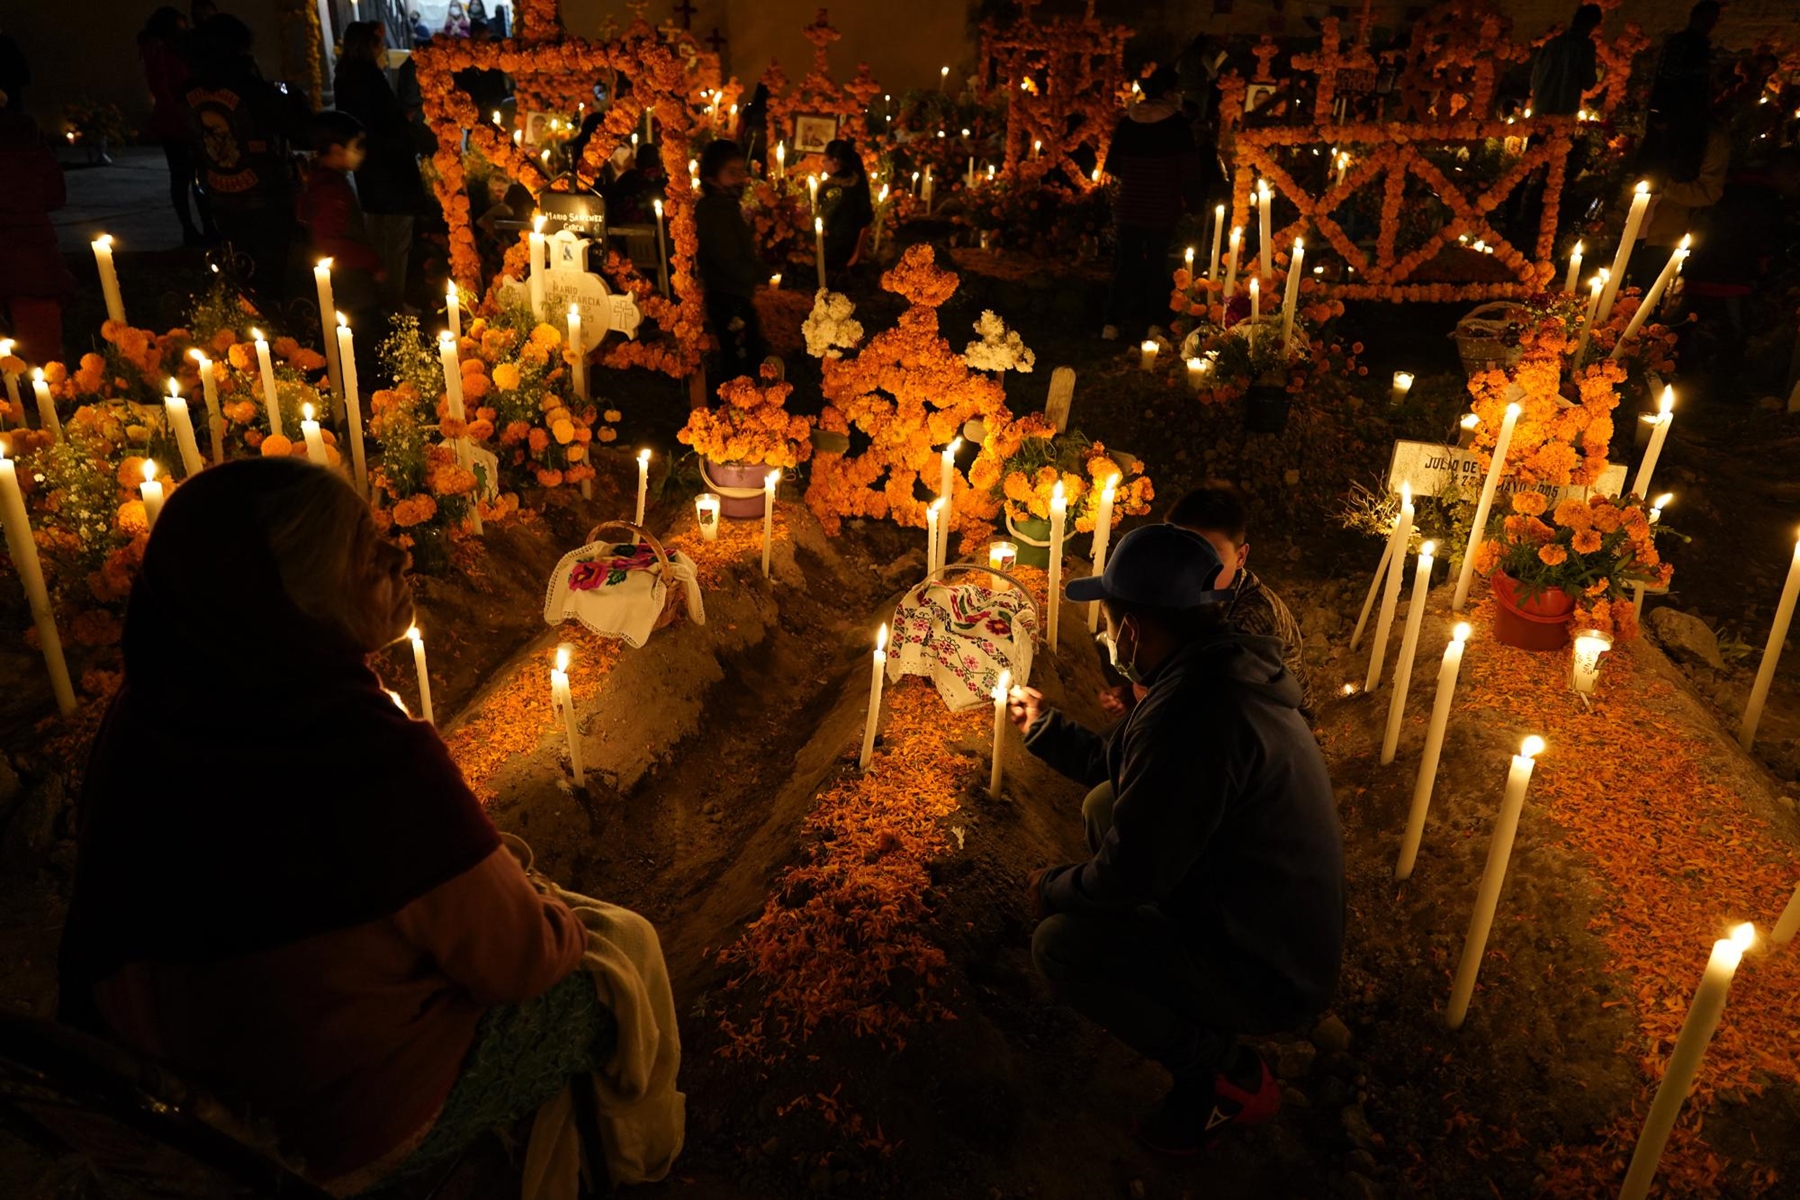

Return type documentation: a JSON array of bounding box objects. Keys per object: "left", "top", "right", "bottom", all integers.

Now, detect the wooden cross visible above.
[
  {"left": 672, "top": 0, "right": 697, "bottom": 28},
  {"left": 704, "top": 25, "right": 726, "bottom": 53},
  {"left": 1252, "top": 36, "right": 1281, "bottom": 82}
]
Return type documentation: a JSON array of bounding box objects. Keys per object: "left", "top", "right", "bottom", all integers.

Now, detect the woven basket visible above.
[
  {"left": 582, "top": 520, "right": 683, "bottom": 631},
  {"left": 910, "top": 561, "right": 1044, "bottom": 650},
  {"left": 1451, "top": 302, "right": 1527, "bottom": 376}
]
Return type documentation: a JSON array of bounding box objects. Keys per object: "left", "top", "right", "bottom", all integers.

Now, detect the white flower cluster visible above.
[
  {"left": 963, "top": 310, "right": 1036, "bottom": 374},
  {"left": 802, "top": 290, "right": 865, "bottom": 359}
]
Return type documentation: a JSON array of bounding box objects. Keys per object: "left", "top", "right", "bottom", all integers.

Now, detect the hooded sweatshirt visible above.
[
  {"left": 1026, "top": 630, "right": 1343, "bottom": 1019},
  {"left": 1107, "top": 99, "right": 1203, "bottom": 229}
]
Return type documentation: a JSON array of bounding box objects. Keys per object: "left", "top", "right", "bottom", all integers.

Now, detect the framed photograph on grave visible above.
[
  {"left": 793, "top": 114, "right": 838, "bottom": 155},
  {"left": 524, "top": 111, "right": 555, "bottom": 147},
  {"left": 1244, "top": 84, "right": 1276, "bottom": 114}
]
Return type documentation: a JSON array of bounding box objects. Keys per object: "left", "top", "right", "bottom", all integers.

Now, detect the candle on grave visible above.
[
  {"left": 1453, "top": 402, "right": 1521, "bottom": 610},
  {"left": 300, "top": 403, "right": 329, "bottom": 465},
  {"left": 1395, "top": 622, "right": 1470, "bottom": 881},
  {"left": 1364, "top": 481, "right": 1413, "bottom": 690},
  {"left": 1597, "top": 180, "right": 1651, "bottom": 322},
  {"left": 923, "top": 165, "right": 934, "bottom": 214},
  {"left": 550, "top": 645, "right": 585, "bottom": 786},
  {"left": 938, "top": 438, "right": 961, "bottom": 531},
  {"left": 1445, "top": 735, "right": 1545, "bottom": 1029},
  {"left": 1633, "top": 386, "right": 1675, "bottom": 499},
  {"left": 1614, "top": 238, "right": 1690, "bottom": 355},
  {"left": 1248, "top": 278, "right": 1261, "bottom": 354},
  {"left": 1633, "top": 494, "right": 1673, "bottom": 618},
  {"left": 31, "top": 369, "right": 61, "bottom": 442},
  {"left": 1087, "top": 476, "right": 1118, "bottom": 634},
  {"left": 528, "top": 214, "right": 548, "bottom": 318},
  {"left": 989, "top": 667, "right": 1012, "bottom": 797},
  {"left": 1775, "top": 882, "right": 1800, "bottom": 945},
  {"left": 312, "top": 259, "right": 342, "bottom": 407},
  {"left": 925, "top": 499, "right": 943, "bottom": 576},
  {"left": 1350, "top": 511, "right": 1399, "bottom": 652},
  {"left": 1457, "top": 412, "right": 1480, "bottom": 447},
  {"left": 1257, "top": 180, "right": 1273, "bottom": 280},
  {"left": 1740, "top": 534, "right": 1800, "bottom": 751},
  {"left": 1569, "top": 627, "right": 1613, "bottom": 695},
  {"left": 762, "top": 470, "right": 779, "bottom": 579},
  {"left": 163, "top": 380, "right": 205, "bottom": 478},
  {"left": 966, "top": 155, "right": 976, "bottom": 187},
  {"left": 1183, "top": 246, "right": 1195, "bottom": 277},
  {"left": 335, "top": 314, "right": 367, "bottom": 496},
  {"left": 939, "top": 65, "right": 949, "bottom": 91},
  {"left": 1390, "top": 371, "right": 1415, "bottom": 406},
  {"left": 775, "top": 140, "right": 785, "bottom": 178},
  {"left": 653, "top": 199, "right": 671, "bottom": 295},
  {"left": 568, "top": 304, "right": 588, "bottom": 401},
  {"left": 695, "top": 493, "right": 720, "bottom": 541},
  {"left": 1032, "top": 138, "right": 1041, "bottom": 160},
  {"left": 1573, "top": 272, "right": 1607, "bottom": 364},
  {"left": 1563, "top": 240, "right": 1583, "bottom": 294},
  {"left": 635, "top": 449, "right": 651, "bottom": 526},
  {"left": 1186, "top": 357, "right": 1208, "bottom": 392},
  {"left": 252, "top": 329, "right": 282, "bottom": 437},
  {"left": 1224, "top": 227, "right": 1242, "bottom": 296},
  {"left": 988, "top": 540, "right": 1017, "bottom": 572},
  {"left": 1209, "top": 204, "right": 1225, "bottom": 280},
  {"left": 814, "top": 216, "right": 827, "bottom": 291},
  {"left": 859, "top": 624, "right": 887, "bottom": 770},
  {"left": 807, "top": 173, "right": 819, "bottom": 211},
  {"left": 0, "top": 340, "right": 20, "bottom": 424},
  {"left": 91, "top": 234, "right": 127, "bottom": 325},
  {"left": 1380, "top": 541, "right": 1436, "bottom": 765},
  {"left": 139, "top": 459, "right": 165, "bottom": 528},
  {"left": 1047, "top": 480, "right": 1067, "bottom": 649},
  {"left": 408, "top": 625, "right": 434, "bottom": 723},
  {"left": 445, "top": 283, "right": 462, "bottom": 340},
  {"left": 1280, "top": 238, "right": 1304, "bottom": 356},
  {"left": 1138, "top": 340, "right": 1159, "bottom": 372},
  {"left": 437, "top": 333, "right": 481, "bottom": 534},
  {"left": 189, "top": 349, "right": 224, "bottom": 464},
  {"left": 0, "top": 441, "right": 76, "bottom": 714},
  {"left": 1618, "top": 923, "right": 1757, "bottom": 1199}
]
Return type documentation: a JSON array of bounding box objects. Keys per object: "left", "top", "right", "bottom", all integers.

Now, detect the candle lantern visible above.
[
  {"left": 987, "top": 541, "right": 1017, "bottom": 572},
  {"left": 1138, "top": 340, "right": 1159, "bottom": 372},
  {"left": 1569, "top": 628, "right": 1613, "bottom": 695},
  {"left": 1390, "top": 371, "right": 1415, "bottom": 405},
  {"left": 695, "top": 493, "right": 721, "bottom": 541}
]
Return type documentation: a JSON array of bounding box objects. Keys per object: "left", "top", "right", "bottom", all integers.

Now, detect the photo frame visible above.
[
  {"left": 1244, "top": 84, "right": 1276, "bottom": 114},
  {"left": 793, "top": 113, "right": 839, "bottom": 155}
]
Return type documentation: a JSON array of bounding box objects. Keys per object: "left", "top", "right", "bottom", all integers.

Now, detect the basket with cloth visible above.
[
  {"left": 543, "top": 522, "right": 704, "bottom": 649},
  {"left": 887, "top": 563, "right": 1040, "bottom": 711}
]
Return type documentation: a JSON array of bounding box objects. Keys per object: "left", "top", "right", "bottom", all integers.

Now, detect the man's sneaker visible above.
[
  {"left": 1101, "top": 324, "right": 1119, "bottom": 341},
  {"left": 1135, "top": 1051, "right": 1281, "bottom": 1156}
]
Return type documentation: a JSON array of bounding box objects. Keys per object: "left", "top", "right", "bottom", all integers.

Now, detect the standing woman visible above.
[
  {"left": 334, "top": 21, "right": 427, "bottom": 309},
  {"left": 442, "top": 1, "right": 470, "bottom": 38},
  {"left": 818, "top": 137, "right": 873, "bottom": 277},
  {"left": 140, "top": 6, "right": 215, "bottom": 246}
]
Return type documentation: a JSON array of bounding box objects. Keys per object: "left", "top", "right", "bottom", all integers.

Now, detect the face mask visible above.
[{"left": 1096, "top": 626, "right": 1145, "bottom": 686}]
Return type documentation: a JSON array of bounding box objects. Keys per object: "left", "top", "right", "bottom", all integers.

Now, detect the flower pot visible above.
[
  {"left": 701, "top": 458, "right": 769, "bottom": 520},
  {"left": 1244, "top": 383, "right": 1291, "bottom": 434},
  {"left": 1006, "top": 514, "right": 1075, "bottom": 569},
  {"left": 1490, "top": 570, "right": 1575, "bottom": 651}
]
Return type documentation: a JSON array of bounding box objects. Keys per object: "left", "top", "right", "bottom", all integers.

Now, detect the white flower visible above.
[
  {"left": 801, "top": 289, "right": 864, "bottom": 359},
  {"left": 963, "top": 309, "right": 1036, "bottom": 374}
]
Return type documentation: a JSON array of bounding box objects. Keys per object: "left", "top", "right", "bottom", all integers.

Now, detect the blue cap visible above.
[{"left": 1065, "top": 523, "right": 1232, "bottom": 608}]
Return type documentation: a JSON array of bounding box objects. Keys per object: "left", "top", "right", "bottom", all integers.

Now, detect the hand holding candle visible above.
[
  {"left": 1446, "top": 735, "right": 1544, "bottom": 1028},
  {"left": 859, "top": 624, "right": 887, "bottom": 770}
]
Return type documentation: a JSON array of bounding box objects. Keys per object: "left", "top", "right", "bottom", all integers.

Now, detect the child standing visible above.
[{"left": 296, "top": 110, "right": 383, "bottom": 322}]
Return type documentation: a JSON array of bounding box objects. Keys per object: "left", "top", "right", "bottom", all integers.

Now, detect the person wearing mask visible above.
[
  {"left": 409, "top": 9, "right": 433, "bottom": 43},
  {"left": 603, "top": 141, "right": 666, "bottom": 224},
  {"left": 467, "top": 0, "right": 489, "bottom": 28},
  {"left": 818, "top": 137, "right": 874, "bottom": 277},
  {"left": 140, "top": 6, "right": 216, "bottom": 246},
  {"left": 1102, "top": 67, "right": 1203, "bottom": 343},
  {"left": 694, "top": 138, "right": 767, "bottom": 383},
  {"left": 442, "top": 1, "right": 470, "bottom": 38},
  {"left": 1012, "top": 524, "right": 1342, "bottom": 1154},
  {"left": 1529, "top": 4, "right": 1603, "bottom": 117},
  {"left": 333, "top": 21, "right": 427, "bottom": 309},
  {"left": 58, "top": 459, "right": 625, "bottom": 1195},
  {"left": 0, "top": 107, "right": 74, "bottom": 362}
]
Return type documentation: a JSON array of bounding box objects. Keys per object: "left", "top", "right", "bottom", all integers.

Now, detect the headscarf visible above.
[{"left": 59, "top": 459, "right": 499, "bottom": 1026}]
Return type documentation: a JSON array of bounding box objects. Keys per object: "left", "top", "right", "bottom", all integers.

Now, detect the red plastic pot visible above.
[{"left": 1490, "top": 570, "right": 1575, "bottom": 651}]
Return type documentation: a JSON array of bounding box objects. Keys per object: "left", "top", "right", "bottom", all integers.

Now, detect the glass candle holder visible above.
[
  {"left": 1569, "top": 628, "right": 1613, "bottom": 695},
  {"left": 988, "top": 541, "right": 1018, "bottom": 572},
  {"left": 695, "top": 492, "right": 721, "bottom": 541},
  {"left": 1390, "top": 371, "right": 1415, "bottom": 405}
]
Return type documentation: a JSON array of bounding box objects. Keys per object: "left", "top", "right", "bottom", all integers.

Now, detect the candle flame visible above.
[
  {"left": 1520, "top": 735, "right": 1545, "bottom": 759},
  {"left": 815, "top": 216, "right": 824, "bottom": 232},
  {"left": 1400, "top": 480, "right": 1412, "bottom": 505},
  {"left": 167, "top": 377, "right": 179, "bottom": 398},
  {"left": 1589, "top": 275, "right": 1605, "bottom": 294},
  {"left": 93, "top": 234, "right": 113, "bottom": 249},
  {"left": 877, "top": 624, "right": 888, "bottom": 652},
  {"left": 1634, "top": 180, "right": 1649, "bottom": 195},
  {"left": 1678, "top": 233, "right": 1692, "bottom": 251},
  {"left": 1729, "top": 922, "right": 1756, "bottom": 950},
  {"left": 141, "top": 459, "right": 158, "bottom": 483},
  {"left": 638, "top": 448, "right": 651, "bottom": 465},
  {"left": 555, "top": 645, "right": 571, "bottom": 672},
  {"left": 1294, "top": 237, "right": 1304, "bottom": 251},
  {"left": 1250, "top": 277, "right": 1260, "bottom": 296},
  {"left": 439, "top": 330, "right": 454, "bottom": 346},
  {"left": 1230, "top": 226, "right": 1242, "bottom": 243},
  {"left": 1460, "top": 413, "right": 1481, "bottom": 429},
  {"left": 929, "top": 498, "right": 944, "bottom": 516},
  {"left": 1504, "top": 402, "right": 1522, "bottom": 418},
  {"left": 1341, "top": 682, "right": 1358, "bottom": 696},
  {"left": 1103, "top": 475, "right": 1119, "bottom": 500},
  {"left": 1187, "top": 356, "right": 1203, "bottom": 370},
  {"left": 1421, "top": 540, "right": 1437, "bottom": 557},
  {"left": 1572, "top": 240, "right": 1583, "bottom": 256},
  {"left": 407, "top": 625, "right": 421, "bottom": 642},
  {"left": 570, "top": 302, "right": 581, "bottom": 319},
  {"left": 32, "top": 368, "right": 44, "bottom": 383},
  {"left": 1652, "top": 493, "right": 1673, "bottom": 510},
  {"left": 766, "top": 470, "right": 781, "bottom": 488},
  {"left": 252, "top": 327, "right": 265, "bottom": 342},
  {"left": 1658, "top": 385, "right": 1674, "bottom": 415},
  {"left": 302, "top": 402, "right": 315, "bottom": 421},
  {"left": 994, "top": 668, "right": 1011, "bottom": 702},
  {"left": 1453, "top": 622, "right": 1472, "bottom": 642},
  {"left": 654, "top": 198, "right": 664, "bottom": 217},
  {"left": 318, "top": 257, "right": 334, "bottom": 272},
  {"left": 533, "top": 214, "right": 546, "bottom": 233},
  {"left": 1051, "top": 479, "right": 1065, "bottom": 503}
]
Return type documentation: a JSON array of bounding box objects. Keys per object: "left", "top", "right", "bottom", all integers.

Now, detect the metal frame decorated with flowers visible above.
[{"left": 978, "top": 0, "right": 1129, "bottom": 190}]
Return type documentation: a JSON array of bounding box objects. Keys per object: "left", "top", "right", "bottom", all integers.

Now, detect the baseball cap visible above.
[{"left": 1065, "top": 523, "right": 1232, "bottom": 608}]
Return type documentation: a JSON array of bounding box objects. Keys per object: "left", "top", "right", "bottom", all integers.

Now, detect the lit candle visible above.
[
  {"left": 1395, "top": 622, "right": 1470, "bottom": 881},
  {"left": 1457, "top": 412, "right": 1480, "bottom": 447},
  {"left": 1445, "top": 735, "right": 1545, "bottom": 1029},
  {"left": 1613, "top": 237, "right": 1689, "bottom": 356},
  {"left": 313, "top": 259, "right": 342, "bottom": 408},
  {"left": 762, "top": 470, "right": 780, "bottom": 578},
  {"left": 550, "top": 645, "right": 585, "bottom": 787},
  {"left": 1453, "top": 402, "right": 1521, "bottom": 610},
  {"left": 1224, "top": 227, "right": 1242, "bottom": 296},
  {"left": 923, "top": 165, "right": 934, "bottom": 214},
  {"left": 1380, "top": 541, "right": 1435, "bottom": 764},
  {"left": 653, "top": 199, "right": 671, "bottom": 295},
  {"left": 859, "top": 624, "right": 887, "bottom": 770},
  {"left": 695, "top": 493, "right": 720, "bottom": 541},
  {"left": 408, "top": 625, "right": 434, "bottom": 723},
  {"left": 938, "top": 438, "right": 961, "bottom": 542},
  {"left": 635, "top": 449, "right": 651, "bottom": 526},
  {"left": 31, "top": 370, "right": 61, "bottom": 442},
  {"left": 1618, "top": 923, "right": 1757, "bottom": 1199},
  {"left": 438, "top": 332, "right": 480, "bottom": 535},
  {"left": 335, "top": 314, "right": 367, "bottom": 497},
  {"left": 939, "top": 64, "right": 949, "bottom": 91},
  {"left": 252, "top": 329, "right": 282, "bottom": 437},
  {"left": 1248, "top": 278, "right": 1260, "bottom": 353},
  {"left": 91, "top": 234, "right": 126, "bottom": 325},
  {"left": 0, "top": 340, "right": 20, "bottom": 423},
  {"left": 1138, "top": 339, "right": 1159, "bottom": 371},
  {"left": 1280, "top": 238, "right": 1304, "bottom": 356},
  {"left": 189, "top": 349, "right": 224, "bottom": 464},
  {"left": 1633, "top": 386, "right": 1675, "bottom": 499},
  {"left": 987, "top": 540, "right": 1017, "bottom": 572},
  {"left": 0, "top": 441, "right": 76, "bottom": 714},
  {"left": 775, "top": 140, "right": 785, "bottom": 178},
  {"left": 1774, "top": 882, "right": 1800, "bottom": 945},
  {"left": 1257, "top": 179, "right": 1273, "bottom": 280},
  {"left": 807, "top": 173, "right": 819, "bottom": 210},
  {"left": 1047, "top": 479, "right": 1067, "bottom": 649},
  {"left": 139, "top": 459, "right": 165, "bottom": 528},
  {"left": 1390, "top": 371, "right": 1415, "bottom": 405},
  {"left": 1183, "top": 245, "right": 1194, "bottom": 274},
  {"left": 814, "top": 215, "right": 827, "bottom": 292},
  {"left": 1597, "top": 180, "right": 1651, "bottom": 322},
  {"left": 1087, "top": 475, "right": 1118, "bottom": 634},
  {"left": 1569, "top": 627, "right": 1613, "bottom": 694},
  {"left": 445, "top": 283, "right": 462, "bottom": 339},
  {"left": 1563, "top": 240, "right": 1583, "bottom": 293},
  {"left": 1186, "top": 356, "right": 1207, "bottom": 392},
  {"left": 163, "top": 380, "right": 205, "bottom": 478},
  {"left": 528, "top": 215, "right": 547, "bottom": 318},
  {"left": 1208, "top": 204, "right": 1225, "bottom": 280},
  {"left": 922, "top": 498, "right": 942, "bottom": 576},
  {"left": 1364, "top": 481, "right": 1413, "bottom": 690},
  {"left": 568, "top": 303, "right": 588, "bottom": 401},
  {"left": 300, "top": 403, "right": 328, "bottom": 465},
  {"left": 989, "top": 668, "right": 1011, "bottom": 797},
  {"left": 1740, "top": 533, "right": 1800, "bottom": 751}
]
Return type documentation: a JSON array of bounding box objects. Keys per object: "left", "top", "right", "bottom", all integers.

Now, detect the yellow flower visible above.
[{"left": 492, "top": 362, "right": 521, "bottom": 390}]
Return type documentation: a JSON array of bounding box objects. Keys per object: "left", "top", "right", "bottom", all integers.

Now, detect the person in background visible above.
[
  {"left": 603, "top": 141, "right": 666, "bottom": 225},
  {"left": 0, "top": 108, "right": 74, "bottom": 362},
  {"left": 1102, "top": 66, "right": 1203, "bottom": 343},
  {"left": 409, "top": 9, "right": 432, "bottom": 43},
  {"left": 58, "top": 459, "right": 617, "bottom": 1195},
  {"left": 0, "top": 20, "right": 29, "bottom": 111},
  {"left": 1633, "top": 113, "right": 1730, "bottom": 289},
  {"left": 1643, "top": 0, "right": 1720, "bottom": 182},
  {"left": 1529, "top": 4, "right": 1603, "bottom": 117},
  {"left": 188, "top": 0, "right": 217, "bottom": 26},
  {"left": 140, "top": 6, "right": 216, "bottom": 247},
  {"left": 296, "top": 110, "right": 383, "bottom": 320},
  {"left": 395, "top": 35, "right": 435, "bottom": 156},
  {"left": 694, "top": 138, "right": 766, "bottom": 383},
  {"left": 818, "top": 137, "right": 874, "bottom": 277},
  {"left": 1678, "top": 149, "right": 1800, "bottom": 389},
  {"left": 334, "top": 21, "right": 427, "bottom": 310},
  {"left": 442, "top": 0, "right": 470, "bottom": 38},
  {"left": 1012, "top": 524, "right": 1342, "bottom": 1155},
  {"left": 490, "top": 2, "right": 509, "bottom": 39}
]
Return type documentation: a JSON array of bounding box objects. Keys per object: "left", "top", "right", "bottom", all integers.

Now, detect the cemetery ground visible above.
[{"left": 4, "top": 234, "right": 1800, "bottom": 1198}]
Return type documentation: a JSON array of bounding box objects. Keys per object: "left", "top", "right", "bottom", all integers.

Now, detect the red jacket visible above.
[
  {"left": 0, "top": 113, "right": 75, "bottom": 302},
  {"left": 295, "top": 165, "right": 382, "bottom": 272}
]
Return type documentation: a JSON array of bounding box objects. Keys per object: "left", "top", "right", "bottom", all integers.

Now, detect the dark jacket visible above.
[
  {"left": 820, "top": 172, "right": 873, "bottom": 269},
  {"left": 0, "top": 112, "right": 75, "bottom": 301},
  {"left": 1108, "top": 101, "right": 1203, "bottom": 229},
  {"left": 332, "top": 56, "right": 428, "bottom": 214},
  {"left": 695, "top": 183, "right": 762, "bottom": 300},
  {"left": 140, "top": 36, "right": 193, "bottom": 141},
  {"left": 185, "top": 59, "right": 309, "bottom": 208},
  {"left": 1529, "top": 28, "right": 1597, "bottom": 116},
  {"left": 1683, "top": 169, "right": 1790, "bottom": 297},
  {"left": 1026, "top": 631, "right": 1343, "bottom": 1017}
]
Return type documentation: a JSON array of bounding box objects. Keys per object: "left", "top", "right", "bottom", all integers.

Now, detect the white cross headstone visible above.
[{"left": 497, "top": 229, "right": 642, "bottom": 342}]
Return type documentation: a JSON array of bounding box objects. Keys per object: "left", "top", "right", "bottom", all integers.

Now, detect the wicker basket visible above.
[
  {"left": 910, "top": 560, "right": 1044, "bottom": 650},
  {"left": 1451, "top": 302, "right": 1527, "bottom": 377},
  {"left": 582, "top": 520, "right": 684, "bottom": 632}
]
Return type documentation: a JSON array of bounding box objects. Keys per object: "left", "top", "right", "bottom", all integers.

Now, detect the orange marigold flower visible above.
[
  {"left": 1571, "top": 529, "right": 1603, "bottom": 554},
  {"left": 527, "top": 427, "right": 551, "bottom": 454},
  {"left": 260, "top": 434, "right": 294, "bottom": 458},
  {"left": 1510, "top": 490, "right": 1548, "bottom": 516},
  {"left": 492, "top": 362, "right": 522, "bottom": 390},
  {"left": 1537, "top": 544, "right": 1567, "bottom": 566},
  {"left": 1553, "top": 498, "right": 1592, "bottom": 530}
]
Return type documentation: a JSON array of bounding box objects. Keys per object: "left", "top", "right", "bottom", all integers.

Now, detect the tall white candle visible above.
[
  {"left": 551, "top": 646, "right": 585, "bottom": 786},
  {"left": 859, "top": 624, "right": 887, "bottom": 770},
  {"left": 1047, "top": 480, "right": 1067, "bottom": 650},
  {"left": 252, "top": 329, "right": 282, "bottom": 438},
  {"left": 0, "top": 340, "right": 20, "bottom": 427},
  {"left": 1445, "top": 735, "right": 1544, "bottom": 1029},
  {"left": 163, "top": 381, "right": 205, "bottom": 478},
  {"left": 528, "top": 215, "right": 548, "bottom": 318},
  {"left": 437, "top": 333, "right": 481, "bottom": 535},
  {"left": 1349, "top": 521, "right": 1397, "bottom": 652},
  {"left": 1248, "top": 278, "right": 1261, "bottom": 354},
  {"left": 1563, "top": 240, "right": 1582, "bottom": 293},
  {"left": 1381, "top": 541, "right": 1436, "bottom": 764},
  {"left": 1257, "top": 179, "right": 1273, "bottom": 280},
  {"left": 335, "top": 315, "right": 367, "bottom": 497},
  {"left": 1619, "top": 923, "right": 1757, "bottom": 1199},
  {"left": 0, "top": 442, "right": 76, "bottom": 714},
  {"left": 635, "top": 449, "right": 651, "bottom": 526},
  {"left": 808, "top": 173, "right": 820, "bottom": 210},
  {"left": 1396, "top": 622, "right": 1470, "bottom": 880},
  {"left": 408, "top": 625, "right": 434, "bottom": 723},
  {"left": 775, "top": 140, "right": 785, "bottom": 178},
  {"left": 1633, "top": 386, "right": 1675, "bottom": 499},
  {"left": 1453, "top": 402, "right": 1521, "bottom": 611},
  {"left": 1364, "top": 482, "right": 1413, "bottom": 690},
  {"left": 1613, "top": 238, "right": 1689, "bottom": 356},
  {"left": 313, "top": 259, "right": 342, "bottom": 411},
  {"left": 1740, "top": 535, "right": 1800, "bottom": 751},
  {"left": 1774, "top": 881, "right": 1800, "bottom": 945},
  {"left": 139, "top": 460, "right": 165, "bottom": 529},
  {"left": 189, "top": 349, "right": 224, "bottom": 464},
  {"left": 445, "top": 284, "right": 462, "bottom": 340},
  {"left": 938, "top": 438, "right": 961, "bottom": 566},
  {"left": 1208, "top": 204, "right": 1225, "bottom": 280},
  {"left": 813, "top": 216, "right": 828, "bottom": 292},
  {"left": 923, "top": 165, "right": 934, "bottom": 215},
  {"left": 989, "top": 668, "right": 1011, "bottom": 797},
  {"left": 653, "top": 200, "right": 671, "bottom": 296},
  {"left": 300, "top": 403, "right": 328, "bottom": 465},
  {"left": 925, "top": 499, "right": 942, "bottom": 577},
  {"left": 31, "top": 370, "right": 61, "bottom": 442},
  {"left": 91, "top": 235, "right": 126, "bottom": 325},
  {"left": 1224, "top": 227, "right": 1242, "bottom": 297},
  {"left": 568, "top": 304, "right": 588, "bottom": 401},
  {"left": 1280, "top": 238, "right": 1304, "bottom": 356},
  {"left": 762, "top": 470, "right": 779, "bottom": 578},
  {"left": 1574, "top": 273, "right": 1606, "bottom": 363},
  {"left": 1087, "top": 475, "right": 1117, "bottom": 634},
  {"left": 1597, "top": 180, "right": 1651, "bottom": 322}
]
